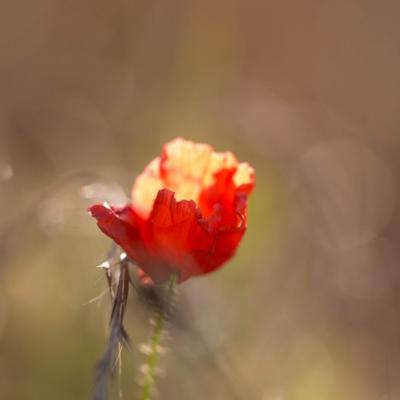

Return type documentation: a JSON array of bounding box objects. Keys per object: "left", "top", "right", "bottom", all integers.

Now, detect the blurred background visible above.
[{"left": 1, "top": 1, "right": 400, "bottom": 399}]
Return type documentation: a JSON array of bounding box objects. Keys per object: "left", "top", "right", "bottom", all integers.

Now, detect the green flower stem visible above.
[{"left": 139, "top": 274, "right": 177, "bottom": 400}]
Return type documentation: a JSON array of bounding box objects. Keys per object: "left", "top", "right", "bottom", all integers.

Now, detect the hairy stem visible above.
[{"left": 139, "top": 274, "right": 177, "bottom": 400}]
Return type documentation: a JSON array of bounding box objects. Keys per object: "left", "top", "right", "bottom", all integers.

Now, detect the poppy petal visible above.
[
  {"left": 89, "top": 203, "right": 147, "bottom": 265},
  {"left": 131, "top": 157, "right": 164, "bottom": 218},
  {"left": 143, "top": 189, "right": 213, "bottom": 282}
]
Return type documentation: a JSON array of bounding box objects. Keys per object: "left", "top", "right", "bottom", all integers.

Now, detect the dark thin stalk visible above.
[{"left": 93, "top": 259, "right": 130, "bottom": 400}]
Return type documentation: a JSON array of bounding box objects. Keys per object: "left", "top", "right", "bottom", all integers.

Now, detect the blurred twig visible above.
[{"left": 93, "top": 257, "right": 130, "bottom": 400}]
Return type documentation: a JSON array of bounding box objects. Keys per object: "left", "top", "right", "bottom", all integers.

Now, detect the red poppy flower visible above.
[{"left": 89, "top": 138, "right": 255, "bottom": 284}]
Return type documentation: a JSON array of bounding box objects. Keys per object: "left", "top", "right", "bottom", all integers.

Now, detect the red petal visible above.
[
  {"left": 88, "top": 203, "right": 148, "bottom": 265},
  {"left": 199, "top": 168, "right": 237, "bottom": 221},
  {"left": 199, "top": 167, "right": 253, "bottom": 230},
  {"left": 189, "top": 227, "right": 245, "bottom": 277},
  {"left": 142, "top": 189, "right": 214, "bottom": 282}
]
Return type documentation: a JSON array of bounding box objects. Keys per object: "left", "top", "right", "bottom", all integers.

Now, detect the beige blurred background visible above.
[{"left": 1, "top": 1, "right": 400, "bottom": 399}]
